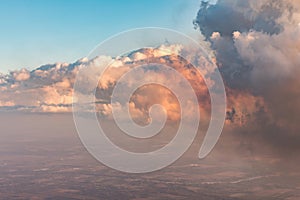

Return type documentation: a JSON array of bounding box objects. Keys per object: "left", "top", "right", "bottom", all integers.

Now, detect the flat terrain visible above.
[{"left": 0, "top": 113, "right": 299, "bottom": 200}]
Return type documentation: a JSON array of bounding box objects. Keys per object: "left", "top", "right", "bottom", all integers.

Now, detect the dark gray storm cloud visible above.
[{"left": 194, "top": 0, "right": 300, "bottom": 153}]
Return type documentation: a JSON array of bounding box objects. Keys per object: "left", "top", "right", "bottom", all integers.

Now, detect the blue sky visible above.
[{"left": 0, "top": 0, "right": 200, "bottom": 72}]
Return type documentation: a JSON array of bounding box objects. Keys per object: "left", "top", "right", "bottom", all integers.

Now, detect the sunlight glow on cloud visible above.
[{"left": 0, "top": 44, "right": 262, "bottom": 127}]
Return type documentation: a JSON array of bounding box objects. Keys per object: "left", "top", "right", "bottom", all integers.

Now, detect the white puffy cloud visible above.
[
  {"left": 211, "top": 32, "right": 221, "bottom": 40},
  {"left": 12, "top": 68, "right": 30, "bottom": 81}
]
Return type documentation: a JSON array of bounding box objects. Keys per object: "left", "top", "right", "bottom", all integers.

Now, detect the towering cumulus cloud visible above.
[{"left": 194, "top": 0, "right": 300, "bottom": 152}]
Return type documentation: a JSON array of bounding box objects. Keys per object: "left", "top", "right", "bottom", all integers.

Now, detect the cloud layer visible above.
[{"left": 0, "top": 43, "right": 262, "bottom": 129}]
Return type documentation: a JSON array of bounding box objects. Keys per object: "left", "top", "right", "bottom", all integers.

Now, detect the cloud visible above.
[
  {"left": 0, "top": 60, "right": 84, "bottom": 113},
  {"left": 194, "top": 0, "right": 300, "bottom": 152},
  {"left": 12, "top": 68, "right": 31, "bottom": 81},
  {"left": 0, "top": 43, "right": 262, "bottom": 130}
]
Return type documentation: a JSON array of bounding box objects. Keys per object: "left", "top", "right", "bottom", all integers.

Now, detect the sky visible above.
[{"left": 0, "top": 0, "right": 200, "bottom": 73}]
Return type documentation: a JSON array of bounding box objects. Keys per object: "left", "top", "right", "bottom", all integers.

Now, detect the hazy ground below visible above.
[{"left": 0, "top": 113, "right": 299, "bottom": 200}]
